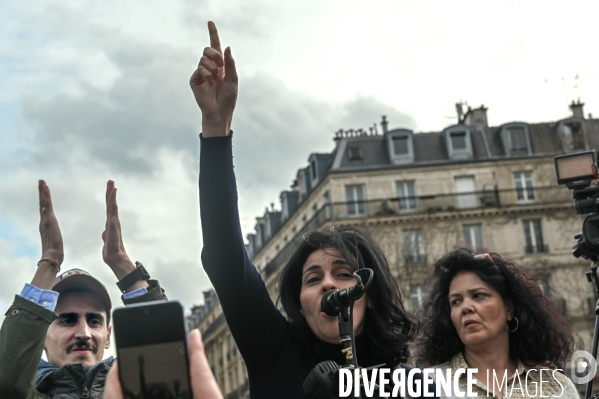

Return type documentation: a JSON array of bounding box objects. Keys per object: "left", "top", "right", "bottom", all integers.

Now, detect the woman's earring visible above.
[{"left": 506, "top": 317, "right": 519, "bottom": 332}]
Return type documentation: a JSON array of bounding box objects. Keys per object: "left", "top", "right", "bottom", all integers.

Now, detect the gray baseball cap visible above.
[{"left": 53, "top": 268, "right": 112, "bottom": 313}]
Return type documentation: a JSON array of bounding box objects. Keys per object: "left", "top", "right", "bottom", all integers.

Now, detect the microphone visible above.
[
  {"left": 303, "top": 360, "right": 342, "bottom": 399},
  {"left": 321, "top": 284, "right": 366, "bottom": 316},
  {"left": 304, "top": 361, "right": 384, "bottom": 399}
]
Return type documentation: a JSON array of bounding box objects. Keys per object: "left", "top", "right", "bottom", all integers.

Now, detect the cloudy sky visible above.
[{"left": 1, "top": 1, "right": 598, "bottom": 356}]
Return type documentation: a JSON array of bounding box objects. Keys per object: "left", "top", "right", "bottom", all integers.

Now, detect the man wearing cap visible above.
[{"left": 0, "top": 180, "right": 168, "bottom": 399}]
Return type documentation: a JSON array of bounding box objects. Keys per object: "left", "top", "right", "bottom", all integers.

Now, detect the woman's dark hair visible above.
[
  {"left": 278, "top": 224, "right": 418, "bottom": 367},
  {"left": 415, "top": 248, "right": 575, "bottom": 368}
]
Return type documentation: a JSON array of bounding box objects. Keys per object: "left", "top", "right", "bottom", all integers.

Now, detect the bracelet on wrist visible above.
[{"left": 37, "top": 258, "right": 61, "bottom": 273}]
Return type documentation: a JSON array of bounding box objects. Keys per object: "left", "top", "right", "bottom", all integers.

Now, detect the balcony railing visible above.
[{"left": 259, "top": 186, "right": 571, "bottom": 280}]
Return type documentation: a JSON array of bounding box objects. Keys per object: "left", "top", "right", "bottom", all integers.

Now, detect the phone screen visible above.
[{"left": 113, "top": 301, "right": 192, "bottom": 399}]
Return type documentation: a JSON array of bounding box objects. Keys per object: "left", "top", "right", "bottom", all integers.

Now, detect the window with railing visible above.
[
  {"left": 455, "top": 176, "right": 477, "bottom": 209},
  {"left": 259, "top": 186, "right": 570, "bottom": 281},
  {"left": 523, "top": 219, "right": 547, "bottom": 253},
  {"left": 403, "top": 230, "right": 426, "bottom": 264},
  {"left": 514, "top": 172, "right": 536, "bottom": 203},
  {"left": 396, "top": 181, "right": 418, "bottom": 212},
  {"left": 345, "top": 185, "right": 366, "bottom": 216}
]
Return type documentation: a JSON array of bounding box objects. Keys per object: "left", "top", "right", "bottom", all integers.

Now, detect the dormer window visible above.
[
  {"left": 507, "top": 127, "right": 527, "bottom": 155},
  {"left": 265, "top": 214, "right": 273, "bottom": 240},
  {"left": 443, "top": 126, "right": 473, "bottom": 160},
  {"left": 280, "top": 191, "right": 299, "bottom": 222},
  {"left": 450, "top": 132, "right": 467, "bottom": 150},
  {"left": 307, "top": 153, "right": 330, "bottom": 187},
  {"left": 254, "top": 221, "right": 265, "bottom": 250},
  {"left": 393, "top": 137, "right": 409, "bottom": 155},
  {"left": 297, "top": 168, "right": 311, "bottom": 200},
  {"left": 348, "top": 147, "right": 363, "bottom": 160},
  {"left": 386, "top": 129, "right": 414, "bottom": 165},
  {"left": 500, "top": 123, "right": 531, "bottom": 157}
]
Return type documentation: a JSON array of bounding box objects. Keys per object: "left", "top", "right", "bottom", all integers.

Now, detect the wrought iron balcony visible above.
[
  {"left": 259, "top": 186, "right": 571, "bottom": 280},
  {"left": 327, "top": 186, "right": 569, "bottom": 220}
]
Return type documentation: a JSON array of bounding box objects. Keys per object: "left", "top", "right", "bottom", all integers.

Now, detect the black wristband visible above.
[{"left": 117, "top": 261, "right": 150, "bottom": 293}]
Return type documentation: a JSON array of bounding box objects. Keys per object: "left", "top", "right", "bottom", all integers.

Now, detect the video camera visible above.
[
  {"left": 554, "top": 150, "right": 599, "bottom": 399},
  {"left": 554, "top": 150, "right": 599, "bottom": 262}
]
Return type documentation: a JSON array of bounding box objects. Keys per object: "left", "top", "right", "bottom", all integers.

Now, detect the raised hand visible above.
[
  {"left": 31, "top": 180, "right": 64, "bottom": 289},
  {"left": 189, "top": 21, "right": 238, "bottom": 137},
  {"left": 38, "top": 180, "right": 64, "bottom": 265},
  {"left": 101, "top": 180, "right": 135, "bottom": 280}
]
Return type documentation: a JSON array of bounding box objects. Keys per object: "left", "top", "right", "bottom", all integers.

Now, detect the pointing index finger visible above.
[
  {"left": 208, "top": 21, "right": 223, "bottom": 55},
  {"left": 39, "top": 180, "right": 53, "bottom": 214}
]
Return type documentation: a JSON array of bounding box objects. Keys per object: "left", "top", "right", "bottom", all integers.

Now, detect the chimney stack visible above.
[
  {"left": 203, "top": 289, "right": 214, "bottom": 302},
  {"left": 456, "top": 102, "right": 464, "bottom": 123},
  {"left": 333, "top": 129, "right": 344, "bottom": 144},
  {"left": 570, "top": 99, "right": 585, "bottom": 119},
  {"left": 381, "top": 116, "right": 388, "bottom": 133},
  {"left": 463, "top": 105, "right": 488, "bottom": 127}
]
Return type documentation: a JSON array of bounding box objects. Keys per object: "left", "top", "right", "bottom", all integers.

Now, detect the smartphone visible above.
[{"left": 113, "top": 301, "right": 193, "bottom": 399}]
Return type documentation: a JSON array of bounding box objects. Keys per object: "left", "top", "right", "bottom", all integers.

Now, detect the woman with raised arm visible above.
[
  {"left": 416, "top": 249, "right": 579, "bottom": 399},
  {"left": 192, "top": 22, "right": 425, "bottom": 399}
]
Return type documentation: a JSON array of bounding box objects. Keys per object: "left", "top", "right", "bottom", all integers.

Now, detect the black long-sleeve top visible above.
[{"left": 199, "top": 134, "right": 431, "bottom": 399}]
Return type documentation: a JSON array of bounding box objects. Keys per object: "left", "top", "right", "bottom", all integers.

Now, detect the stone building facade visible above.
[{"left": 188, "top": 101, "right": 599, "bottom": 398}]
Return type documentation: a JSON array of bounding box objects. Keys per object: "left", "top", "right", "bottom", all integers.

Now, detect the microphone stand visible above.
[
  {"left": 338, "top": 301, "right": 361, "bottom": 399},
  {"left": 338, "top": 302, "right": 359, "bottom": 369}
]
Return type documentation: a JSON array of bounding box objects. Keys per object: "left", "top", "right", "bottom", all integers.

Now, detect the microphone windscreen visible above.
[
  {"left": 321, "top": 289, "right": 340, "bottom": 316},
  {"left": 303, "top": 360, "right": 341, "bottom": 399}
]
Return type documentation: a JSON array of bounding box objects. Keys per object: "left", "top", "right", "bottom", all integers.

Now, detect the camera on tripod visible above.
[{"left": 554, "top": 150, "right": 599, "bottom": 262}]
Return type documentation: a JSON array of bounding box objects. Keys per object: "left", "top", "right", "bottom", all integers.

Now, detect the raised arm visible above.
[
  {"left": 101, "top": 180, "right": 167, "bottom": 302},
  {"left": 192, "top": 22, "right": 290, "bottom": 366},
  {"left": 31, "top": 180, "right": 64, "bottom": 288},
  {"left": 0, "top": 180, "right": 62, "bottom": 399}
]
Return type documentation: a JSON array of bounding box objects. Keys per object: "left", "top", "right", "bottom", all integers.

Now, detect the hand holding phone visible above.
[
  {"left": 112, "top": 301, "right": 200, "bottom": 399},
  {"left": 105, "top": 329, "right": 223, "bottom": 399}
]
